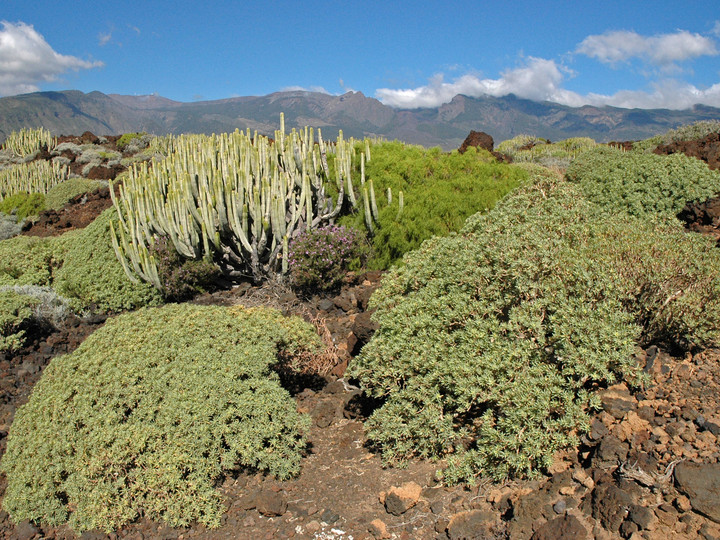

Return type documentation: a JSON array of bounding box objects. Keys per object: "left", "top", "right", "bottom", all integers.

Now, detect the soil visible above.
[{"left": 1, "top": 133, "right": 720, "bottom": 539}]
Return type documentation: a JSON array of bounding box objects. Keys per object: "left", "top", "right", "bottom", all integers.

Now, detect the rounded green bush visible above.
[
  {"left": 565, "top": 145, "right": 720, "bottom": 219},
  {"left": 349, "top": 177, "right": 720, "bottom": 483},
  {"left": 1, "top": 303, "right": 319, "bottom": 532}
]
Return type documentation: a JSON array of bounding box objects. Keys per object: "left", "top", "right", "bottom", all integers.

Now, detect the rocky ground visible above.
[{"left": 0, "top": 133, "right": 719, "bottom": 539}]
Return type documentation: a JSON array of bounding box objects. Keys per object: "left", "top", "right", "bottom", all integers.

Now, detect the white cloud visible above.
[
  {"left": 280, "top": 85, "right": 331, "bottom": 94},
  {"left": 583, "top": 80, "right": 720, "bottom": 109},
  {"left": 0, "top": 20, "right": 103, "bottom": 97},
  {"left": 376, "top": 58, "right": 585, "bottom": 108},
  {"left": 577, "top": 30, "right": 718, "bottom": 66},
  {"left": 376, "top": 55, "right": 720, "bottom": 110},
  {"left": 98, "top": 32, "right": 112, "bottom": 46}
]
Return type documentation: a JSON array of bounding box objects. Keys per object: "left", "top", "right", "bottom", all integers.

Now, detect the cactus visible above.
[
  {"left": 1, "top": 128, "right": 56, "bottom": 157},
  {"left": 111, "top": 115, "right": 383, "bottom": 285},
  {"left": 0, "top": 161, "right": 69, "bottom": 202}
]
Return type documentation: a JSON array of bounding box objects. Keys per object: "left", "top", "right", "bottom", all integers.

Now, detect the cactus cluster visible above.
[
  {"left": 0, "top": 160, "right": 69, "bottom": 203},
  {"left": 1, "top": 128, "right": 56, "bottom": 157},
  {"left": 111, "top": 115, "right": 384, "bottom": 286}
]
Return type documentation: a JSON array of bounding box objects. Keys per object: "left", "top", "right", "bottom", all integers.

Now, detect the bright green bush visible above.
[
  {"left": 45, "top": 178, "right": 105, "bottom": 210},
  {"left": 0, "top": 192, "right": 46, "bottom": 220},
  {"left": 338, "top": 142, "right": 527, "bottom": 269},
  {"left": 53, "top": 208, "right": 162, "bottom": 312},
  {"left": 349, "top": 178, "right": 720, "bottom": 483},
  {"left": 566, "top": 145, "right": 720, "bottom": 219},
  {"left": 1, "top": 303, "right": 318, "bottom": 532},
  {"left": 0, "top": 290, "right": 40, "bottom": 353}
]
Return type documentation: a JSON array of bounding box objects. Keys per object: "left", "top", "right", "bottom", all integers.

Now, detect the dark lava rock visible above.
[
  {"left": 311, "top": 399, "right": 339, "bottom": 428},
  {"left": 11, "top": 520, "right": 41, "bottom": 540},
  {"left": 446, "top": 509, "right": 497, "bottom": 540},
  {"left": 653, "top": 132, "right": 720, "bottom": 170},
  {"left": 350, "top": 310, "right": 378, "bottom": 356},
  {"left": 458, "top": 131, "right": 494, "bottom": 154},
  {"left": 593, "top": 435, "right": 629, "bottom": 467},
  {"left": 674, "top": 462, "right": 720, "bottom": 523},
  {"left": 588, "top": 483, "right": 632, "bottom": 533},
  {"left": 255, "top": 489, "right": 287, "bottom": 516},
  {"left": 530, "top": 514, "right": 587, "bottom": 540}
]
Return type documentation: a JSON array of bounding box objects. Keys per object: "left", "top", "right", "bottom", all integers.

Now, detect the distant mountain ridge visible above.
[{"left": 2, "top": 89, "right": 720, "bottom": 150}]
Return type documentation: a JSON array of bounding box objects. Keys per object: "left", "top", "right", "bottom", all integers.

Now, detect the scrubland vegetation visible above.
[{"left": 1, "top": 121, "right": 719, "bottom": 532}]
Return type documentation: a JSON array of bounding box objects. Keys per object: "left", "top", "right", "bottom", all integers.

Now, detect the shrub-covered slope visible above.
[{"left": 349, "top": 177, "right": 720, "bottom": 483}]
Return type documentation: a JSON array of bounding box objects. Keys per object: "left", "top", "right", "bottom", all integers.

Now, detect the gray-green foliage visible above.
[
  {"left": 0, "top": 235, "right": 57, "bottom": 288},
  {"left": 349, "top": 177, "right": 720, "bottom": 483},
  {"left": 1, "top": 303, "right": 318, "bottom": 532},
  {"left": 565, "top": 145, "right": 720, "bottom": 219}
]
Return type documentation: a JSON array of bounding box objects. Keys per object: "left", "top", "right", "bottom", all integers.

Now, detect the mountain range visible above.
[{"left": 2, "top": 89, "right": 720, "bottom": 150}]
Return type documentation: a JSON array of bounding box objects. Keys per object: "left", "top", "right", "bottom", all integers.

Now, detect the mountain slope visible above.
[{"left": 2, "top": 89, "right": 720, "bottom": 149}]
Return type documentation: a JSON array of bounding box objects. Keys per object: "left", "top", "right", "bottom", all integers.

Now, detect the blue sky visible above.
[{"left": 1, "top": 1, "right": 719, "bottom": 109}]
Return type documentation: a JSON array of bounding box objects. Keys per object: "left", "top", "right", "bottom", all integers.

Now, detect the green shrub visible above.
[
  {"left": 0, "top": 192, "right": 46, "bottom": 220},
  {"left": 338, "top": 142, "right": 527, "bottom": 269},
  {"left": 349, "top": 178, "right": 720, "bottom": 483},
  {"left": 0, "top": 235, "right": 57, "bottom": 288},
  {"left": 53, "top": 208, "right": 162, "bottom": 312},
  {"left": 116, "top": 132, "right": 148, "bottom": 151},
  {"left": 45, "top": 178, "right": 105, "bottom": 210},
  {"left": 0, "top": 290, "right": 40, "bottom": 353},
  {"left": 287, "top": 224, "right": 369, "bottom": 292},
  {"left": 1, "top": 303, "right": 318, "bottom": 532},
  {"left": 661, "top": 120, "right": 720, "bottom": 144},
  {"left": 566, "top": 145, "right": 720, "bottom": 219}
]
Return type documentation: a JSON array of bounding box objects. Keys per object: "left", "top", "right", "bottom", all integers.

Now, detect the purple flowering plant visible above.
[{"left": 287, "top": 224, "right": 369, "bottom": 292}]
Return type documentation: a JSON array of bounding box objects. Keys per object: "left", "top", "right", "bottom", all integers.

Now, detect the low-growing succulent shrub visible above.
[
  {"left": 148, "top": 235, "right": 221, "bottom": 301},
  {"left": 1, "top": 303, "right": 318, "bottom": 532},
  {"left": 45, "top": 178, "right": 106, "bottom": 210},
  {"left": 0, "top": 290, "right": 40, "bottom": 353},
  {"left": 338, "top": 142, "right": 527, "bottom": 269},
  {"left": 0, "top": 192, "right": 46, "bottom": 220},
  {"left": 566, "top": 145, "right": 720, "bottom": 219},
  {"left": 0, "top": 235, "right": 57, "bottom": 288},
  {"left": 349, "top": 178, "right": 720, "bottom": 483},
  {"left": 287, "top": 224, "right": 369, "bottom": 292},
  {"left": 53, "top": 208, "right": 162, "bottom": 312}
]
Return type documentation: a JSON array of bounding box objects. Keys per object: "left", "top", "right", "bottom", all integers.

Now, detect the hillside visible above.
[{"left": 2, "top": 89, "right": 720, "bottom": 149}]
